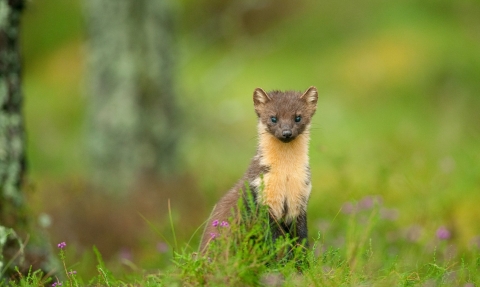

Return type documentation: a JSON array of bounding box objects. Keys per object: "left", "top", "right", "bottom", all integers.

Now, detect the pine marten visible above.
[{"left": 200, "top": 86, "right": 318, "bottom": 253}]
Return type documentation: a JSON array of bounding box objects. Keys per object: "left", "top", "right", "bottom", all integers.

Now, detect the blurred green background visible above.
[{"left": 20, "top": 0, "right": 480, "bottom": 274}]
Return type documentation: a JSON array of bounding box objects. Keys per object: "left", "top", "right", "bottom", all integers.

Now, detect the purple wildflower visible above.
[
  {"left": 220, "top": 221, "right": 229, "bottom": 227},
  {"left": 68, "top": 270, "right": 77, "bottom": 275},
  {"left": 119, "top": 248, "right": 133, "bottom": 261},
  {"left": 57, "top": 242, "right": 66, "bottom": 249},
  {"left": 52, "top": 282, "right": 62, "bottom": 287},
  {"left": 405, "top": 225, "right": 423, "bottom": 242},
  {"left": 359, "top": 195, "right": 383, "bottom": 210},
  {"left": 358, "top": 196, "right": 374, "bottom": 210},
  {"left": 380, "top": 207, "right": 399, "bottom": 221},
  {"left": 316, "top": 219, "right": 331, "bottom": 233},
  {"left": 210, "top": 232, "right": 217, "bottom": 239},
  {"left": 156, "top": 242, "right": 169, "bottom": 253},
  {"left": 212, "top": 220, "right": 219, "bottom": 227},
  {"left": 341, "top": 202, "right": 357, "bottom": 214},
  {"left": 436, "top": 226, "right": 451, "bottom": 240}
]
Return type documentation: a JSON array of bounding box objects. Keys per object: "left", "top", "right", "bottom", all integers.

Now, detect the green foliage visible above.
[
  {"left": 6, "top": 204, "right": 480, "bottom": 286},
  {"left": 6, "top": 267, "right": 45, "bottom": 287},
  {"left": 0, "top": 227, "right": 13, "bottom": 277},
  {"left": 170, "top": 198, "right": 307, "bottom": 286},
  {"left": 0, "top": 227, "right": 8, "bottom": 274},
  {"left": 14, "top": 0, "right": 480, "bottom": 286},
  {"left": 0, "top": 228, "right": 25, "bottom": 281},
  {"left": 163, "top": 199, "right": 478, "bottom": 286}
]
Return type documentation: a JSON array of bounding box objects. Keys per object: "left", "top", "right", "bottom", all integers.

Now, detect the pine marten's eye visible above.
[
  {"left": 271, "top": 116, "right": 277, "bottom": 123},
  {"left": 295, "top": 115, "right": 302, "bottom": 122}
]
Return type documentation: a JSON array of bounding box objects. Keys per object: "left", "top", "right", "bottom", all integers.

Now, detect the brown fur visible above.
[{"left": 200, "top": 87, "right": 318, "bottom": 253}]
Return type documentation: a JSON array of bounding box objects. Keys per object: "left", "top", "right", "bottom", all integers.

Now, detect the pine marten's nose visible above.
[{"left": 282, "top": 130, "right": 292, "bottom": 138}]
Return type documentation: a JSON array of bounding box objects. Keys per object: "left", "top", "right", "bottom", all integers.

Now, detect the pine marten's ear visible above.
[
  {"left": 253, "top": 88, "right": 271, "bottom": 106},
  {"left": 301, "top": 86, "right": 318, "bottom": 105}
]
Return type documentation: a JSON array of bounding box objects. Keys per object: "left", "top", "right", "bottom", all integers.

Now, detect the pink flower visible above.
[
  {"left": 57, "top": 242, "right": 66, "bottom": 249},
  {"left": 436, "top": 226, "right": 451, "bottom": 240},
  {"left": 341, "top": 202, "right": 357, "bottom": 214},
  {"left": 210, "top": 232, "right": 217, "bottom": 239},
  {"left": 212, "top": 220, "right": 219, "bottom": 227},
  {"left": 119, "top": 247, "right": 133, "bottom": 261},
  {"left": 220, "top": 221, "right": 229, "bottom": 227},
  {"left": 156, "top": 242, "right": 169, "bottom": 253}
]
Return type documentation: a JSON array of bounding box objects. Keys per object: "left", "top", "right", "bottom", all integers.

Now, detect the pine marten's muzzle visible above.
[
  {"left": 279, "top": 129, "right": 295, "bottom": 143},
  {"left": 282, "top": 130, "right": 292, "bottom": 138}
]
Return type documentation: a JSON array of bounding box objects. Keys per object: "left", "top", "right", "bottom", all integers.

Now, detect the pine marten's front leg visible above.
[
  {"left": 295, "top": 211, "right": 308, "bottom": 248},
  {"left": 269, "top": 210, "right": 308, "bottom": 247}
]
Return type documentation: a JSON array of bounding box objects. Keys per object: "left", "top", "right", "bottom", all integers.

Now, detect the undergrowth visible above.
[{"left": 2, "top": 197, "right": 480, "bottom": 286}]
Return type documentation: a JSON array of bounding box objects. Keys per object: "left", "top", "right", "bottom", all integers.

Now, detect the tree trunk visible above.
[
  {"left": 84, "top": 0, "right": 180, "bottom": 193},
  {"left": 0, "top": 0, "right": 54, "bottom": 279},
  {"left": 0, "top": 0, "right": 28, "bottom": 276}
]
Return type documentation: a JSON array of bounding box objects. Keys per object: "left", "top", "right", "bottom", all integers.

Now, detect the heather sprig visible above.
[
  {"left": 208, "top": 220, "right": 230, "bottom": 240},
  {"left": 55, "top": 241, "right": 79, "bottom": 287}
]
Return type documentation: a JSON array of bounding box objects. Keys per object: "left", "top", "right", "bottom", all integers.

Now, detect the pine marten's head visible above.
[{"left": 253, "top": 86, "right": 318, "bottom": 143}]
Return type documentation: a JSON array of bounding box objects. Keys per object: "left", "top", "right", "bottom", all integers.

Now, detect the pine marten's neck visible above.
[
  {"left": 257, "top": 122, "right": 310, "bottom": 166},
  {"left": 255, "top": 122, "right": 311, "bottom": 221}
]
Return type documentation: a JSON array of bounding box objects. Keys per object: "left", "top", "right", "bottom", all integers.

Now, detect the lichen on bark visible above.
[
  {"left": 0, "top": 0, "right": 26, "bottom": 225},
  {"left": 84, "top": 0, "right": 180, "bottom": 193},
  {"left": 0, "top": 0, "right": 56, "bottom": 278}
]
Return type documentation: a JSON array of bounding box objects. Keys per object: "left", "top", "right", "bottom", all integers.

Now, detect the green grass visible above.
[
  {"left": 4, "top": 200, "right": 480, "bottom": 286},
  {"left": 12, "top": 0, "right": 480, "bottom": 285}
]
